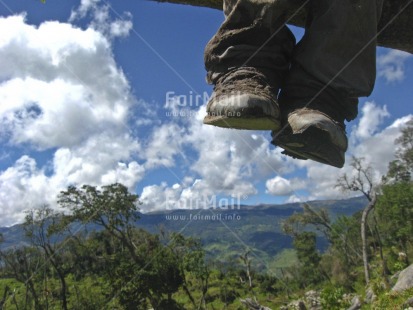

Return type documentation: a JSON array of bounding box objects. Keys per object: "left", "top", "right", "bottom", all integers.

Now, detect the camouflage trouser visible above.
[{"left": 204, "top": 0, "right": 384, "bottom": 122}]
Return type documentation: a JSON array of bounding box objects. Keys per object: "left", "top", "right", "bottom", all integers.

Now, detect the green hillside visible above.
[{"left": 0, "top": 196, "right": 366, "bottom": 273}]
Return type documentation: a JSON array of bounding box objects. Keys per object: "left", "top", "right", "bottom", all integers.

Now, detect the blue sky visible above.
[{"left": 0, "top": 0, "right": 412, "bottom": 226}]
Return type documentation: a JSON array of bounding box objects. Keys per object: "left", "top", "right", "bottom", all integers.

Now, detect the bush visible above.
[{"left": 320, "top": 285, "right": 350, "bottom": 310}]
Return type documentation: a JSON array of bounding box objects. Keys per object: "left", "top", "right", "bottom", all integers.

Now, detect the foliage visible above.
[
  {"left": 320, "top": 285, "right": 349, "bottom": 310},
  {"left": 282, "top": 204, "right": 332, "bottom": 242},
  {"left": 376, "top": 181, "right": 413, "bottom": 253},
  {"left": 292, "top": 232, "right": 324, "bottom": 288},
  {"left": 57, "top": 183, "right": 140, "bottom": 232},
  {"left": 385, "top": 119, "right": 413, "bottom": 182},
  {"left": 372, "top": 287, "right": 413, "bottom": 309}
]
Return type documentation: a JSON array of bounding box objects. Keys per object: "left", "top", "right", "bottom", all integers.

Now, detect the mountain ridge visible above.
[{"left": 0, "top": 196, "right": 367, "bottom": 270}]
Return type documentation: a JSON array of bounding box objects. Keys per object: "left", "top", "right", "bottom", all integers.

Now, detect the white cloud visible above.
[
  {"left": 139, "top": 102, "right": 294, "bottom": 211},
  {"left": 140, "top": 178, "right": 248, "bottom": 213},
  {"left": 0, "top": 15, "right": 132, "bottom": 149},
  {"left": 140, "top": 182, "right": 179, "bottom": 212},
  {"left": 140, "top": 179, "right": 205, "bottom": 212},
  {"left": 286, "top": 195, "right": 304, "bottom": 203},
  {"left": 0, "top": 14, "right": 142, "bottom": 226},
  {"left": 377, "top": 49, "right": 412, "bottom": 83},
  {"left": 353, "top": 101, "right": 389, "bottom": 140},
  {"left": 69, "top": 0, "right": 133, "bottom": 39},
  {"left": 69, "top": 0, "right": 101, "bottom": 20},
  {"left": 351, "top": 115, "right": 413, "bottom": 174},
  {"left": 0, "top": 156, "right": 52, "bottom": 226},
  {"left": 110, "top": 18, "right": 133, "bottom": 38},
  {"left": 143, "top": 123, "right": 186, "bottom": 169},
  {"left": 266, "top": 176, "right": 293, "bottom": 196},
  {"left": 301, "top": 164, "right": 349, "bottom": 199},
  {"left": 50, "top": 133, "right": 143, "bottom": 187},
  {"left": 266, "top": 176, "right": 307, "bottom": 196},
  {"left": 182, "top": 106, "right": 291, "bottom": 196}
]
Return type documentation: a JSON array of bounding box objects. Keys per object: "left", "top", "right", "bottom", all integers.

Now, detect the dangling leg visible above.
[
  {"left": 272, "top": 0, "right": 384, "bottom": 167},
  {"left": 203, "top": 0, "right": 295, "bottom": 130}
]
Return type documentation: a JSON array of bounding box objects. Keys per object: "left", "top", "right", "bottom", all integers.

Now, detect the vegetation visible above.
[{"left": 0, "top": 120, "right": 412, "bottom": 309}]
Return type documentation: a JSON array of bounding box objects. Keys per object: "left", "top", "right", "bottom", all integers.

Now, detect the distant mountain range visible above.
[{"left": 0, "top": 196, "right": 368, "bottom": 271}]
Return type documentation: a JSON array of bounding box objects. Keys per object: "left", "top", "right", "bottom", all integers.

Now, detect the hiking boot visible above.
[
  {"left": 271, "top": 108, "right": 348, "bottom": 168},
  {"left": 203, "top": 67, "right": 281, "bottom": 131}
]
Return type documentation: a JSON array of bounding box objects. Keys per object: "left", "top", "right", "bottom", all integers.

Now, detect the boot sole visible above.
[
  {"left": 204, "top": 115, "right": 281, "bottom": 131},
  {"left": 273, "top": 126, "right": 345, "bottom": 168},
  {"left": 204, "top": 93, "right": 280, "bottom": 130}
]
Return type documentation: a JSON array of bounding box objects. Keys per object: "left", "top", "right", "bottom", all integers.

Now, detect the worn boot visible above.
[
  {"left": 273, "top": 64, "right": 350, "bottom": 168},
  {"left": 203, "top": 0, "right": 295, "bottom": 130},
  {"left": 272, "top": 108, "right": 348, "bottom": 168},
  {"left": 272, "top": 0, "right": 383, "bottom": 167},
  {"left": 204, "top": 67, "right": 281, "bottom": 130}
]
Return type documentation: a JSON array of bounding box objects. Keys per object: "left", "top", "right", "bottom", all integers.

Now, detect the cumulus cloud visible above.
[
  {"left": 139, "top": 101, "right": 293, "bottom": 211},
  {"left": 266, "top": 176, "right": 308, "bottom": 196},
  {"left": 69, "top": 0, "right": 133, "bottom": 39},
  {"left": 351, "top": 115, "right": 413, "bottom": 174},
  {"left": 0, "top": 15, "right": 133, "bottom": 149},
  {"left": 377, "top": 49, "right": 412, "bottom": 83},
  {"left": 143, "top": 123, "right": 186, "bottom": 169},
  {"left": 183, "top": 107, "right": 290, "bottom": 195},
  {"left": 140, "top": 182, "right": 182, "bottom": 212},
  {"left": 286, "top": 195, "right": 304, "bottom": 203},
  {"left": 353, "top": 101, "right": 389, "bottom": 140},
  {"left": 266, "top": 176, "right": 293, "bottom": 196},
  {"left": 140, "top": 178, "right": 247, "bottom": 213},
  {"left": 0, "top": 156, "right": 52, "bottom": 225},
  {"left": 0, "top": 14, "right": 142, "bottom": 226},
  {"left": 140, "top": 179, "right": 209, "bottom": 213},
  {"left": 50, "top": 134, "right": 143, "bottom": 186}
]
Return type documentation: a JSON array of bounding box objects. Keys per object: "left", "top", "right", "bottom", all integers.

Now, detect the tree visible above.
[
  {"left": 384, "top": 119, "right": 413, "bottom": 182},
  {"left": 239, "top": 251, "right": 254, "bottom": 291},
  {"left": 395, "top": 119, "right": 413, "bottom": 171},
  {"left": 293, "top": 232, "right": 323, "bottom": 288},
  {"left": 166, "top": 233, "right": 209, "bottom": 309},
  {"left": 282, "top": 203, "right": 332, "bottom": 242},
  {"left": 376, "top": 182, "right": 413, "bottom": 258},
  {"left": 329, "top": 214, "right": 363, "bottom": 268},
  {"left": 336, "top": 157, "right": 380, "bottom": 285},
  {"left": 24, "top": 206, "right": 70, "bottom": 310},
  {"left": 377, "top": 120, "right": 413, "bottom": 269},
  {"left": 58, "top": 183, "right": 141, "bottom": 263},
  {"left": 282, "top": 209, "right": 325, "bottom": 287},
  {"left": 179, "top": 237, "right": 209, "bottom": 310},
  {"left": 107, "top": 229, "right": 184, "bottom": 309},
  {"left": 57, "top": 183, "right": 189, "bottom": 309},
  {"left": 0, "top": 247, "right": 43, "bottom": 309},
  {"left": 0, "top": 284, "right": 10, "bottom": 310}
]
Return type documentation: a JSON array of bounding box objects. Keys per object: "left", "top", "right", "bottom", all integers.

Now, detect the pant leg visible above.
[
  {"left": 204, "top": 0, "right": 295, "bottom": 87},
  {"left": 280, "top": 0, "right": 384, "bottom": 122}
]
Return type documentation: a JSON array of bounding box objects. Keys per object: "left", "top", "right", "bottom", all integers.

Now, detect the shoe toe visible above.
[{"left": 271, "top": 112, "right": 347, "bottom": 168}]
